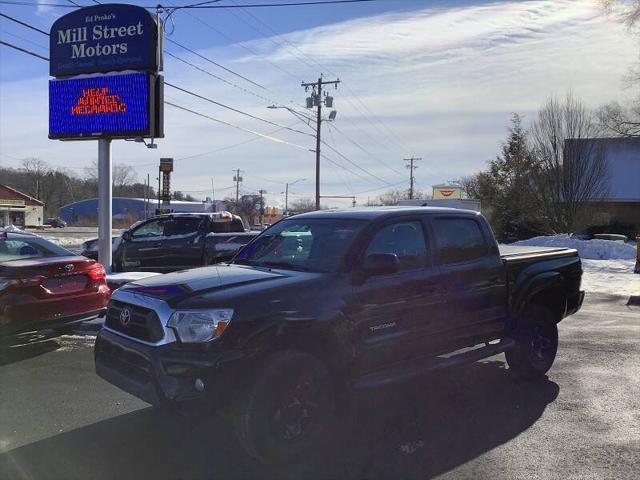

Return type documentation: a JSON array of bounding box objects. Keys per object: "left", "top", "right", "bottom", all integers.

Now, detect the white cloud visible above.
[{"left": 1, "top": 0, "right": 638, "bottom": 207}]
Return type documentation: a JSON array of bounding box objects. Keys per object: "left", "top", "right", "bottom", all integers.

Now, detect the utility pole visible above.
[
  {"left": 405, "top": 157, "right": 422, "bottom": 200},
  {"left": 302, "top": 76, "right": 340, "bottom": 210},
  {"left": 145, "top": 173, "right": 150, "bottom": 219},
  {"left": 258, "top": 189, "right": 266, "bottom": 225},
  {"left": 233, "top": 169, "right": 243, "bottom": 209},
  {"left": 285, "top": 183, "right": 289, "bottom": 216},
  {"left": 283, "top": 178, "right": 305, "bottom": 216}
]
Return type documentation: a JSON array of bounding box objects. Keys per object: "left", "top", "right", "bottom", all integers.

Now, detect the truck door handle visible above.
[{"left": 152, "top": 242, "right": 162, "bottom": 248}]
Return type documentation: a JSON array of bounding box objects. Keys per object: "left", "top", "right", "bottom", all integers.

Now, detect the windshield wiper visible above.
[{"left": 233, "top": 258, "right": 258, "bottom": 266}]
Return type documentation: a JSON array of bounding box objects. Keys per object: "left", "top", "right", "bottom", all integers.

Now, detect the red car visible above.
[{"left": 0, "top": 231, "right": 110, "bottom": 335}]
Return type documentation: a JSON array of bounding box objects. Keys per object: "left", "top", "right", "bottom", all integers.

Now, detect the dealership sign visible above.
[
  {"left": 49, "top": 72, "right": 163, "bottom": 139},
  {"left": 49, "top": 3, "right": 162, "bottom": 77},
  {"left": 49, "top": 4, "right": 163, "bottom": 141}
]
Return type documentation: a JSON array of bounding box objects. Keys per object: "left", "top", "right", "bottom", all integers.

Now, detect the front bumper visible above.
[{"left": 94, "top": 328, "right": 245, "bottom": 409}]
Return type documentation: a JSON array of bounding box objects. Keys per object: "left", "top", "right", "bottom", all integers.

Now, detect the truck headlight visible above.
[{"left": 167, "top": 309, "right": 234, "bottom": 343}]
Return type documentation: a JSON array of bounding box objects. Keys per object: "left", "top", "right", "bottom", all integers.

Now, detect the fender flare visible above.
[{"left": 513, "top": 271, "right": 564, "bottom": 317}]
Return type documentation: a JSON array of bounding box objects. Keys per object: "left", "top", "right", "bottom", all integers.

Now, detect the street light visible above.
[
  {"left": 267, "top": 105, "right": 315, "bottom": 125},
  {"left": 283, "top": 178, "right": 306, "bottom": 216}
]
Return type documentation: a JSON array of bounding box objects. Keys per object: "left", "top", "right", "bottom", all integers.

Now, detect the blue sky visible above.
[{"left": 0, "top": 0, "right": 638, "bottom": 207}]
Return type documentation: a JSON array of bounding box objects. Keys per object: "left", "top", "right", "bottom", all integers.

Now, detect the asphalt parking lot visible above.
[{"left": 0, "top": 293, "right": 638, "bottom": 480}]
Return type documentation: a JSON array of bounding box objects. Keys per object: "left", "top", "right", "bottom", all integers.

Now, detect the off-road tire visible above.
[
  {"left": 506, "top": 304, "right": 558, "bottom": 380},
  {"left": 233, "top": 350, "right": 337, "bottom": 465}
]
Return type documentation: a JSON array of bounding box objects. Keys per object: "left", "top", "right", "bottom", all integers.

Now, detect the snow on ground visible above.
[
  {"left": 512, "top": 234, "right": 636, "bottom": 260},
  {"left": 510, "top": 235, "right": 639, "bottom": 297}
]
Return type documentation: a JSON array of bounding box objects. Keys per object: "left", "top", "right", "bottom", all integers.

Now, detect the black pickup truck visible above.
[
  {"left": 83, "top": 212, "right": 257, "bottom": 273},
  {"left": 95, "top": 207, "right": 584, "bottom": 464}
]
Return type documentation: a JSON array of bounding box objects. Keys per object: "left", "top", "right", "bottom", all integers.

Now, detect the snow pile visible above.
[
  {"left": 581, "top": 259, "right": 639, "bottom": 298},
  {"left": 511, "top": 234, "right": 636, "bottom": 260},
  {"left": 42, "top": 236, "right": 96, "bottom": 248}
]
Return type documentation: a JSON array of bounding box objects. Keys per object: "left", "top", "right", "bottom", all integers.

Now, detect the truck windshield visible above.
[{"left": 233, "top": 218, "right": 366, "bottom": 273}]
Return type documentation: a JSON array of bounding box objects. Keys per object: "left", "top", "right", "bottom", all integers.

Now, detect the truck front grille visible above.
[{"left": 105, "top": 300, "right": 164, "bottom": 343}]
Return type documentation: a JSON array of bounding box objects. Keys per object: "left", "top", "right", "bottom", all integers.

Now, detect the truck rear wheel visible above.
[
  {"left": 233, "top": 350, "right": 337, "bottom": 465},
  {"left": 506, "top": 305, "right": 558, "bottom": 380}
]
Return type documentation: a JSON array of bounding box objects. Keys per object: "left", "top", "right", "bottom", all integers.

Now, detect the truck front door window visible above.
[
  {"left": 235, "top": 219, "right": 365, "bottom": 272},
  {"left": 131, "top": 219, "right": 165, "bottom": 239}
]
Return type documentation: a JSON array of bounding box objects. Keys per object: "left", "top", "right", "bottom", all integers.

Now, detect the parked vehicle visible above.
[
  {"left": 44, "top": 217, "right": 67, "bottom": 228},
  {"left": 1, "top": 230, "right": 109, "bottom": 335},
  {"left": 95, "top": 207, "right": 584, "bottom": 464},
  {"left": 82, "top": 212, "right": 255, "bottom": 272},
  {"left": 80, "top": 236, "right": 121, "bottom": 261}
]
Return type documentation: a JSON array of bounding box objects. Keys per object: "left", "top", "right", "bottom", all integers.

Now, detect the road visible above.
[{"left": 0, "top": 293, "right": 638, "bottom": 480}]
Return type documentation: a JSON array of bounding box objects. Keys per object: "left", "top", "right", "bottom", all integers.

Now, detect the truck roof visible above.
[{"left": 291, "top": 206, "right": 481, "bottom": 221}]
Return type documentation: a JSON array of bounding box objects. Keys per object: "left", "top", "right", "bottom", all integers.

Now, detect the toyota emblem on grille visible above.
[
  {"left": 64, "top": 264, "right": 74, "bottom": 272},
  {"left": 120, "top": 308, "right": 131, "bottom": 327}
]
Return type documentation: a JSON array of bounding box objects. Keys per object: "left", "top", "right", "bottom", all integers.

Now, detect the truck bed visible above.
[{"left": 499, "top": 244, "right": 578, "bottom": 262}]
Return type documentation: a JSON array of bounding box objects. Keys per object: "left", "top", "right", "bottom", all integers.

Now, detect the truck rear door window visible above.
[
  {"left": 168, "top": 217, "right": 203, "bottom": 236},
  {"left": 365, "top": 221, "right": 428, "bottom": 271},
  {"left": 433, "top": 218, "right": 486, "bottom": 264},
  {"left": 210, "top": 219, "right": 246, "bottom": 233}
]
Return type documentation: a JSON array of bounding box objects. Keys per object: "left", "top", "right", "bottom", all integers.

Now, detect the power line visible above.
[
  {"left": 165, "top": 82, "right": 315, "bottom": 137},
  {"left": 1, "top": 30, "right": 48, "bottom": 52},
  {"left": 321, "top": 139, "right": 390, "bottom": 185},
  {"left": 0, "top": 39, "right": 48, "bottom": 60},
  {"left": 0, "top": 0, "right": 384, "bottom": 10},
  {"left": 165, "top": 37, "right": 266, "bottom": 91},
  {"left": 165, "top": 101, "right": 312, "bottom": 151},
  {"left": 164, "top": 0, "right": 303, "bottom": 90},
  {"left": 326, "top": 121, "right": 404, "bottom": 177},
  {"left": 0, "top": 12, "right": 49, "bottom": 35},
  {"left": 221, "top": 0, "right": 411, "bottom": 157},
  {"left": 164, "top": 50, "right": 282, "bottom": 107}
]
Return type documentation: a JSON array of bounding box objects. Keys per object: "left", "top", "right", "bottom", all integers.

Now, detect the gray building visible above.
[{"left": 573, "top": 137, "right": 640, "bottom": 233}]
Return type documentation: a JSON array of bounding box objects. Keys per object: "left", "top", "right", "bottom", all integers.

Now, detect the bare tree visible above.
[
  {"left": 598, "top": 100, "right": 640, "bottom": 137},
  {"left": 288, "top": 198, "right": 316, "bottom": 213},
  {"left": 85, "top": 161, "right": 138, "bottom": 195},
  {"left": 601, "top": 0, "right": 640, "bottom": 27},
  {"left": 371, "top": 188, "right": 425, "bottom": 206},
  {"left": 530, "top": 94, "right": 610, "bottom": 232},
  {"left": 21, "top": 158, "right": 49, "bottom": 200},
  {"left": 598, "top": 1, "right": 640, "bottom": 136}
]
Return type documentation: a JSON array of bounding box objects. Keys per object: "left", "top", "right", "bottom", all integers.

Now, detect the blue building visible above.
[{"left": 59, "top": 197, "right": 222, "bottom": 225}]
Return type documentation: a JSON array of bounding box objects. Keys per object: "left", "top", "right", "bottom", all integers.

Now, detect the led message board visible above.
[
  {"left": 49, "top": 4, "right": 161, "bottom": 77},
  {"left": 49, "top": 71, "right": 163, "bottom": 140}
]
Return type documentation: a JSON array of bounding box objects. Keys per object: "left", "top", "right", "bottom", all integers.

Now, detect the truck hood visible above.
[{"left": 120, "top": 264, "right": 291, "bottom": 302}]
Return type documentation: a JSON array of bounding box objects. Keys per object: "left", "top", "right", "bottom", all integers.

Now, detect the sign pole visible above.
[{"left": 98, "top": 138, "right": 112, "bottom": 273}]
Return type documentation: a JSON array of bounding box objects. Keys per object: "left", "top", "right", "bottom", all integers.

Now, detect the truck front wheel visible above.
[
  {"left": 506, "top": 305, "right": 558, "bottom": 380},
  {"left": 233, "top": 350, "right": 337, "bottom": 465}
]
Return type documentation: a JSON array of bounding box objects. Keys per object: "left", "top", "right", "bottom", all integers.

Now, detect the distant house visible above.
[
  {"left": 571, "top": 137, "right": 640, "bottom": 234},
  {"left": 0, "top": 184, "right": 44, "bottom": 228}
]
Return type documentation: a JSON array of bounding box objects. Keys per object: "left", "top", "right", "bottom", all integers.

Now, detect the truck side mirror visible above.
[
  {"left": 122, "top": 230, "right": 132, "bottom": 242},
  {"left": 362, "top": 253, "right": 400, "bottom": 276}
]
